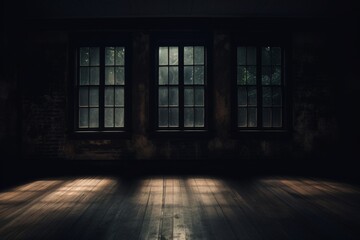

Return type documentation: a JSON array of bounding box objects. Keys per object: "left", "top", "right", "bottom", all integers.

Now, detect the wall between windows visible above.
[{"left": 2, "top": 17, "right": 358, "bottom": 179}]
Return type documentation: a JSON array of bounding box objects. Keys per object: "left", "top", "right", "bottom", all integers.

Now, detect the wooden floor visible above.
[{"left": 0, "top": 176, "right": 359, "bottom": 240}]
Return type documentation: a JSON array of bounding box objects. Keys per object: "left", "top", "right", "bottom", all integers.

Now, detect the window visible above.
[
  {"left": 236, "top": 46, "right": 284, "bottom": 129},
  {"left": 76, "top": 46, "right": 128, "bottom": 131},
  {"left": 156, "top": 45, "right": 207, "bottom": 130}
]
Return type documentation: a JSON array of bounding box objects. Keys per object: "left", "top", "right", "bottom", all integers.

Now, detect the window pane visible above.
[
  {"left": 248, "top": 87, "right": 257, "bottom": 106},
  {"left": 247, "top": 47, "right": 256, "bottom": 65},
  {"left": 115, "top": 47, "right": 125, "bottom": 66},
  {"left": 262, "top": 87, "right": 272, "bottom": 106},
  {"left": 89, "top": 88, "right": 99, "bottom": 107},
  {"left": 195, "top": 108, "right": 204, "bottom": 127},
  {"left": 159, "top": 67, "right": 168, "bottom": 85},
  {"left": 184, "top": 87, "right": 194, "bottom": 106},
  {"left": 247, "top": 66, "right": 256, "bottom": 85},
  {"left": 263, "top": 108, "right": 271, "bottom": 127},
  {"left": 238, "top": 87, "right": 247, "bottom": 106},
  {"left": 80, "top": 47, "right": 89, "bottom": 66},
  {"left": 79, "top": 87, "right": 88, "bottom": 107},
  {"left": 80, "top": 67, "right": 89, "bottom": 85},
  {"left": 159, "top": 87, "right": 168, "bottom": 106},
  {"left": 105, "top": 67, "right": 115, "bottom": 85},
  {"left": 272, "top": 47, "right": 281, "bottom": 65},
  {"left": 262, "top": 67, "right": 271, "bottom": 85},
  {"left": 105, "top": 87, "right": 114, "bottom": 106},
  {"left": 184, "top": 66, "right": 193, "bottom": 85},
  {"left": 272, "top": 66, "right": 281, "bottom": 85},
  {"left": 89, "top": 108, "right": 99, "bottom": 128},
  {"left": 194, "top": 66, "right": 204, "bottom": 84},
  {"left": 262, "top": 47, "right": 271, "bottom": 65},
  {"left": 159, "top": 47, "right": 168, "bottom": 65},
  {"left": 272, "top": 108, "right": 282, "bottom": 127},
  {"left": 169, "top": 108, "right": 179, "bottom": 127},
  {"left": 159, "top": 108, "right": 168, "bottom": 127},
  {"left": 115, "top": 108, "right": 124, "bottom": 127},
  {"left": 237, "top": 66, "right": 246, "bottom": 85},
  {"left": 248, "top": 108, "right": 257, "bottom": 127},
  {"left": 272, "top": 87, "right": 282, "bottom": 106},
  {"left": 90, "top": 47, "right": 99, "bottom": 66},
  {"left": 115, "top": 67, "right": 125, "bottom": 85},
  {"left": 169, "top": 67, "right": 178, "bottom": 84},
  {"left": 169, "top": 87, "right": 178, "bottom": 106},
  {"left": 115, "top": 87, "right": 124, "bottom": 107},
  {"left": 79, "top": 108, "right": 88, "bottom": 128},
  {"left": 105, "top": 47, "right": 115, "bottom": 65},
  {"left": 237, "top": 47, "right": 246, "bottom": 65},
  {"left": 169, "top": 47, "right": 178, "bottom": 65},
  {"left": 184, "top": 108, "right": 194, "bottom": 127},
  {"left": 184, "top": 47, "right": 193, "bottom": 65},
  {"left": 195, "top": 87, "right": 204, "bottom": 106},
  {"left": 238, "top": 108, "right": 247, "bottom": 127},
  {"left": 105, "top": 108, "right": 114, "bottom": 127},
  {"left": 90, "top": 67, "right": 99, "bottom": 85},
  {"left": 194, "top": 47, "right": 204, "bottom": 65}
]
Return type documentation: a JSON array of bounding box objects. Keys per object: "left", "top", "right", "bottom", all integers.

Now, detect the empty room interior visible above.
[{"left": 1, "top": 0, "right": 359, "bottom": 239}]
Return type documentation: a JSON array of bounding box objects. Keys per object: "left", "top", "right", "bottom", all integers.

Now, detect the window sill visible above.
[
  {"left": 231, "top": 128, "right": 292, "bottom": 139},
  {"left": 69, "top": 130, "right": 131, "bottom": 139},
  {"left": 149, "top": 129, "right": 211, "bottom": 139}
]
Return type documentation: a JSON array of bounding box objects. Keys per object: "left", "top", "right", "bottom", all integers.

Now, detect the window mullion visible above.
[
  {"left": 179, "top": 46, "right": 184, "bottom": 129},
  {"left": 99, "top": 46, "right": 105, "bottom": 130},
  {"left": 257, "top": 46, "right": 262, "bottom": 129}
]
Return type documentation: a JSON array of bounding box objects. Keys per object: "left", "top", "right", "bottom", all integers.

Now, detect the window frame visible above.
[
  {"left": 150, "top": 33, "right": 212, "bottom": 135},
  {"left": 69, "top": 33, "right": 132, "bottom": 138}
]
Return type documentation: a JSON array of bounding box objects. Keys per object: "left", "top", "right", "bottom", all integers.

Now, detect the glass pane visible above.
[
  {"left": 169, "top": 67, "right": 178, "bottom": 84},
  {"left": 169, "top": 108, "right": 179, "bottom": 127},
  {"left": 262, "top": 87, "right": 272, "bottom": 106},
  {"left": 89, "top": 108, "right": 99, "bottom": 128},
  {"left": 158, "top": 108, "right": 168, "bottom": 127},
  {"left": 159, "top": 47, "right": 168, "bottom": 65},
  {"left": 159, "top": 67, "right": 168, "bottom": 85},
  {"left": 194, "top": 47, "right": 204, "bottom": 65},
  {"left": 105, "top": 67, "right": 115, "bottom": 85},
  {"left": 105, "top": 47, "right": 115, "bottom": 66},
  {"left": 248, "top": 108, "right": 257, "bottom": 127},
  {"left": 184, "top": 108, "right": 194, "bottom": 127},
  {"left": 237, "top": 66, "right": 246, "bottom": 85},
  {"left": 247, "top": 66, "right": 256, "bottom": 85},
  {"left": 169, "top": 47, "right": 178, "bottom": 65},
  {"left": 90, "top": 47, "right": 99, "bottom": 66},
  {"left": 158, "top": 87, "right": 168, "bottom": 106},
  {"left": 195, "top": 88, "right": 204, "bottom": 106},
  {"left": 105, "top": 108, "right": 114, "bottom": 127},
  {"left": 237, "top": 47, "right": 246, "bottom": 65},
  {"left": 272, "top": 66, "right": 281, "bottom": 85},
  {"left": 115, "top": 67, "right": 125, "bottom": 85},
  {"left": 238, "top": 108, "right": 247, "bottom": 127},
  {"left": 79, "top": 108, "right": 88, "bottom": 128},
  {"left": 272, "top": 108, "right": 282, "bottom": 127},
  {"left": 263, "top": 108, "right": 271, "bottom": 127},
  {"left": 184, "top": 66, "right": 193, "bottom": 85},
  {"left": 184, "top": 47, "right": 193, "bottom": 65},
  {"left": 80, "top": 67, "right": 89, "bottom": 85},
  {"left": 80, "top": 47, "right": 89, "bottom": 66},
  {"left": 79, "top": 87, "right": 88, "bottom": 107},
  {"left": 115, "top": 47, "right": 125, "bottom": 65},
  {"left": 238, "top": 87, "right": 247, "bottom": 106},
  {"left": 248, "top": 87, "right": 257, "bottom": 106},
  {"left": 115, "top": 87, "right": 124, "bottom": 107},
  {"left": 115, "top": 108, "right": 124, "bottom": 128},
  {"left": 195, "top": 108, "right": 204, "bottom": 127},
  {"left": 247, "top": 47, "right": 256, "bottom": 65},
  {"left": 105, "top": 87, "right": 114, "bottom": 106},
  {"left": 262, "top": 67, "right": 271, "bottom": 85},
  {"left": 194, "top": 66, "right": 204, "bottom": 84},
  {"left": 90, "top": 67, "right": 99, "bottom": 85},
  {"left": 262, "top": 47, "right": 271, "bottom": 65},
  {"left": 89, "top": 88, "right": 99, "bottom": 107},
  {"left": 272, "top": 87, "right": 282, "bottom": 106},
  {"left": 169, "top": 87, "right": 178, "bottom": 106},
  {"left": 184, "top": 87, "right": 194, "bottom": 106},
  {"left": 272, "top": 47, "right": 281, "bottom": 65}
]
